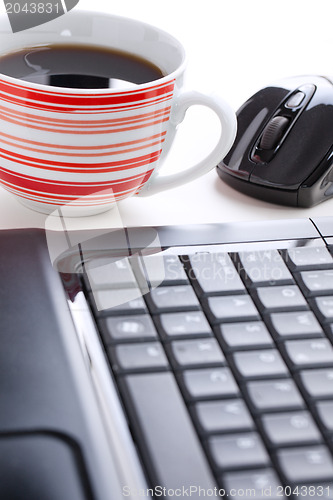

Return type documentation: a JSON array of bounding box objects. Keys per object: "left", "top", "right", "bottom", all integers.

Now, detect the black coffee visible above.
[{"left": 0, "top": 44, "right": 165, "bottom": 88}]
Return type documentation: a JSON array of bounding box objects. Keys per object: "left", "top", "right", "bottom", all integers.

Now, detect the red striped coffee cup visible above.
[{"left": 0, "top": 10, "right": 237, "bottom": 216}]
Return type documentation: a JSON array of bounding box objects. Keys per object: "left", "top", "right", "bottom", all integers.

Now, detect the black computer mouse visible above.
[{"left": 217, "top": 75, "right": 333, "bottom": 207}]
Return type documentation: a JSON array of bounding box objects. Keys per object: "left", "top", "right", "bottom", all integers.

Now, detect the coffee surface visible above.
[{"left": 0, "top": 44, "right": 165, "bottom": 88}]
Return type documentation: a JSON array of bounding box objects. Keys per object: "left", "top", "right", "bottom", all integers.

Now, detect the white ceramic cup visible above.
[{"left": 0, "top": 10, "right": 237, "bottom": 216}]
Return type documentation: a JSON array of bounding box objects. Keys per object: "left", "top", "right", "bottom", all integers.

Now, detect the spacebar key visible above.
[{"left": 121, "top": 372, "right": 218, "bottom": 497}]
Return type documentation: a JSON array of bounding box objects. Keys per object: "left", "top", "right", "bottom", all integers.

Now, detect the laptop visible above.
[{"left": 1, "top": 215, "right": 333, "bottom": 500}]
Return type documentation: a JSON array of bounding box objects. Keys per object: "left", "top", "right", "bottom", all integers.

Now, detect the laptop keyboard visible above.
[{"left": 81, "top": 241, "right": 333, "bottom": 499}]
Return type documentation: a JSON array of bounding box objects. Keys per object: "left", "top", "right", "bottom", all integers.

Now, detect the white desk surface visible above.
[{"left": 1, "top": 0, "right": 333, "bottom": 231}]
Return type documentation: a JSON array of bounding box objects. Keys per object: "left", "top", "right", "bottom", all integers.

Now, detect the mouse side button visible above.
[{"left": 298, "top": 147, "right": 333, "bottom": 207}]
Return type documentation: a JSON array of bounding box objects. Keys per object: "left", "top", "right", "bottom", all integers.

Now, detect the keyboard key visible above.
[
  {"left": 100, "top": 314, "right": 157, "bottom": 343},
  {"left": 236, "top": 249, "right": 293, "bottom": 287},
  {"left": 268, "top": 311, "right": 323, "bottom": 340},
  {"left": 329, "top": 324, "right": 333, "bottom": 342},
  {"left": 282, "top": 339, "right": 333, "bottom": 369},
  {"left": 299, "top": 368, "right": 333, "bottom": 399},
  {"left": 246, "top": 379, "right": 304, "bottom": 412},
  {"left": 146, "top": 285, "right": 200, "bottom": 313},
  {"left": 209, "top": 432, "right": 270, "bottom": 470},
  {"left": 90, "top": 288, "right": 147, "bottom": 315},
  {"left": 232, "top": 349, "right": 289, "bottom": 379},
  {"left": 109, "top": 342, "right": 169, "bottom": 373},
  {"left": 223, "top": 469, "right": 283, "bottom": 500},
  {"left": 185, "top": 252, "right": 245, "bottom": 295},
  {"left": 316, "top": 401, "right": 333, "bottom": 432},
  {"left": 156, "top": 311, "right": 212, "bottom": 339},
  {"left": 120, "top": 372, "right": 217, "bottom": 491},
  {"left": 206, "top": 294, "right": 260, "bottom": 323},
  {"left": 312, "top": 296, "right": 333, "bottom": 322},
  {"left": 286, "top": 246, "right": 333, "bottom": 270},
  {"left": 277, "top": 446, "right": 333, "bottom": 482},
  {"left": 180, "top": 367, "right": 239, "bottom": 400},
  {"left": 261, "top": 411, "right": 321, "bottom": 446},
  {"left": 217, "top": 321, "right": 273, "bottom": 350},
  {"left": 84, "top": 257, "right": 138, "bottom": 289},
  {"left": 134, "top": 254, "right": 188, "bottom": 288},
  {"left": 194, "top": 399, "right": 254, "bottom": 434},
  {"left": 169, "top": 338, "right": 225, "bottom": 368},
  {"left": 298, "top": 269, "right": 333, "bottom": 296},
  {"left": 254, "top": 285, "right": 308, "bottom": 312}
]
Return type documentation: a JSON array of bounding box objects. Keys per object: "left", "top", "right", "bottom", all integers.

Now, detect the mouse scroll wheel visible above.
[{"left": 259, "top": 116, "right": 290, "bottom": 150}]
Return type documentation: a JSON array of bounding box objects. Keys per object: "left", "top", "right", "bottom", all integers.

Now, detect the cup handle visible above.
[{"left": 136, "top": 90, "right": 237, "bottom": 196}]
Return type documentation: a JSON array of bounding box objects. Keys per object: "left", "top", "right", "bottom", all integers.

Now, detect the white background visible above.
[{"left": 1, "top": 0, "right": 333, "bottom": 230}]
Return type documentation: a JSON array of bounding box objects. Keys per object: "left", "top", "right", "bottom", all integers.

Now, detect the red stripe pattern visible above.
[{"left": 0, "top": 77, "right": 175, "bottom": 209}]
